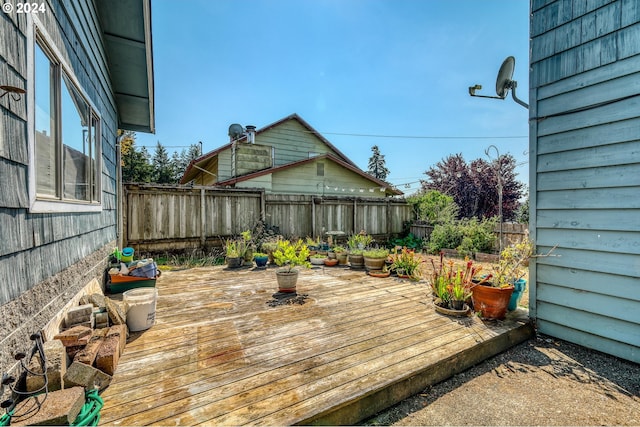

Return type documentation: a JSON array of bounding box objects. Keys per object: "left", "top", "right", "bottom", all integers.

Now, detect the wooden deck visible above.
[{"left": 99, "top": 265, "right": 533, "bottom": 426}]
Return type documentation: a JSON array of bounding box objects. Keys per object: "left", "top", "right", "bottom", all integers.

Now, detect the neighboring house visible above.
[
  {"left": 529, "top": 0, "right": 639, "bottom": 362},
  {"left": 0, "top": 0, "right": 154, "bottom": 376},
  {"left": 180, "top": 113, "right": 402, "bottom": 197}
]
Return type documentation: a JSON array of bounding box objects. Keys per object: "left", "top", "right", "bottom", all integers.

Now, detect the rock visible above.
[
  {"left": 26, "top": 339, "right": 68, "bottom": 392},
  {"left": 54, "top": 325, "right": 92, "bottom": 347},
  {"left": 10, "top": 387, "right": 85, "bottom": 426},
  {"left": 64, "top": 361, "right": 111, "bottom": 391}
]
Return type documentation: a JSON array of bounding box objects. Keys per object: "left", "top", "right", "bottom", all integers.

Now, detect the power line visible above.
[{"left": 274, "top": 127, "right": 528, "bottom": 140}]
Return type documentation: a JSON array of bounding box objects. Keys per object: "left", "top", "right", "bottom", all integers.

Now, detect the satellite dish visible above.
[
  {"left": 468, "top": 56, "right": 528, "bottom": 109},
  {"left": 495, "top": 56, "right": 515, "bottom": 98},
  {"left": 228, "top": 123, "right": 245, "bottom": 140}
]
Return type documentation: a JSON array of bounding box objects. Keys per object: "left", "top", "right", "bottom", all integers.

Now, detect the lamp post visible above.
[{"left": 485, "top": 145, "right": 503, "bottom": 254}]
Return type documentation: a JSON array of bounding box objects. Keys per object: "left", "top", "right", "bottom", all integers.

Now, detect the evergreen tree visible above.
[
  {"left": 171, "top": 144, "right": 201, "bottom": 182},
  {"left": 367, "top": 145, "right": 390, "bottom": 181},
  {"left": 152, "top": 141, "right": 174, "bottom": 183},
  {"left": 122, "top": 145, "right": 152, "bottom": 183}
]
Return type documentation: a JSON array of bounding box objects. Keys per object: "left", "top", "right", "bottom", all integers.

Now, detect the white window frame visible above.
[{"left": 27, "top": 16, "right": 102, "bottom": 213}]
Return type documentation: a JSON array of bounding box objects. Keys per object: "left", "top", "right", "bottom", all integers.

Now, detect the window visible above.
[
  {"left": 33, "top": 36, "right": 101, "bottom": 209},
  {"left": 317, "top": 162, "right": 324, "bottom": 177}
]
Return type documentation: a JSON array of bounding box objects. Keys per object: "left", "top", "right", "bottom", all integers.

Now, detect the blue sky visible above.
[{"left": 136, "top": 0, "right": 531, "bottom": 194}]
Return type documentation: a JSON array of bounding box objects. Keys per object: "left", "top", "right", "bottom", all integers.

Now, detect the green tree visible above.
[
  {"left": 516, "top": 195, "right": 529, "bottom": 223},
  {"left": 122, "top": 145, "right": 152, "bottom": 183},
  {"left": 367, "top": 145, "right": 390, "bottom": 181},
  {"left": 407, "top": 190, "right": 458, "bottom": 225},
  {"left": 152, "top": 141, "right": 174, "bottom": 183},
  {"left": 171, "top": 143, "right": 201, "bottom": 183},
  {"left": 420, "top": 153, "right": 524, "bottom": 221}
]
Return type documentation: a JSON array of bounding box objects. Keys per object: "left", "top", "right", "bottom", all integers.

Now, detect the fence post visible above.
[
  {"left": 353, "top": 198, "right": 357, "bottom": 234},
  {"left": 311, "top": 198, "right": 316, "bottom": 239},
  {"left": 200, "top": 188, "right": 206, "bottom": 247}
]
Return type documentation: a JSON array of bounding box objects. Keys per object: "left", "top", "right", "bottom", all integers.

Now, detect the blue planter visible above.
[
  {"left": 508, "top": 279, "right": 527, "bottom": 311},
  {"left": 254, "top": 256, "right": 268, "bottom": 267}
]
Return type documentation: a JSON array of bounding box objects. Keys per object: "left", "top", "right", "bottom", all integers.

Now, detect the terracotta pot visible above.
[
  {"left": 276, "top": 270, "right": 299, "bottom": 293},
  {"left": 471, "top": 283, "right": 514, "bottom": 319},
  {"left": 363, "top": 257, "right": 386, "bottom": 271},
  {"left": 368, "top": 269, "right": 390, "bottom": 278},
  {"left": 324, "top": 258, "right": 339, "bottom": 267}
]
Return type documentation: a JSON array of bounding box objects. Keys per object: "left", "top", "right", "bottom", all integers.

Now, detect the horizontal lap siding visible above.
[
  {"left": 260, "top": 120, "right": 337, "bottom": 167},
  {"left": 531, "top": 0, "right": 640, "bottom": 362}
]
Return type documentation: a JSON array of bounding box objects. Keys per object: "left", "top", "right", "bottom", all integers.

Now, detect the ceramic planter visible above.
[
  {"left": 254, "top": 256, "right": 268, "bottom": 267},
  {"left": 471, "top": 283, "right": 514, "bottom": 319},
  {"left": 226, "top": 257, "right": 243, "bottom": 269},
  {"left": 310, "top": 257, "right": 326, "bottom": 266},
  {"left": 336, "top": 253, "right": 348, "bottom": 265},
  {"left": 276, "top": 270, "right": 299, "bottom": 293},
  {"left": 363, "top": 257, "right": 386, "bottom": 271}
]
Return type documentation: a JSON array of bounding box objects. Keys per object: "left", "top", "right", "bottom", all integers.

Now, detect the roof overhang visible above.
[{"left": 96, "top": 0, "right": 155, "bottom": 133}]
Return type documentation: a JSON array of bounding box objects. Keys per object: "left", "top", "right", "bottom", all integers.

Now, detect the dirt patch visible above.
[
  {"left": 266, "top": 292, "right": 310, "bottom": 307},
  {"left": 364, "top": 335, "right": 640, "bottom": 426}
]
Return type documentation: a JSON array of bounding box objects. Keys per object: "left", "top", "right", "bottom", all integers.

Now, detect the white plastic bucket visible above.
[{"left": 123, "top": 288, "right": 157, "bottom": 331}]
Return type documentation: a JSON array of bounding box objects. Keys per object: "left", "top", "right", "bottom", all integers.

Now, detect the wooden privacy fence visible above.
[{"left": 123, "top": 184, "right": 414, "bottom": 252}]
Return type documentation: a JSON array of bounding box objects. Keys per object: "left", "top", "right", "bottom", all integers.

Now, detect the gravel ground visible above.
[{"left": 364, "top": 335, "right": 640, "bottom": 426}]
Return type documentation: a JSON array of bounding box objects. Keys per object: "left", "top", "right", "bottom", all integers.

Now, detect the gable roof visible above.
[
  {"left": 215, "top": 153, "right": 403, "bottom": 196},
  {"left": 180, "top": 113, "right": 355, "bottom": 184}
]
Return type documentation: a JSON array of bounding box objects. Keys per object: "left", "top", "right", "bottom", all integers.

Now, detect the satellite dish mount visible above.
[{"left": 468, "top": 56, "right": 528, "bottom": 109}]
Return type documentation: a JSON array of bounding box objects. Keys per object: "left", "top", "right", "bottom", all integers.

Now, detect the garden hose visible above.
[
  {"left": 0, "top": 411, "right": 11, "bottom": 427},
  {"left": 72, "top": 389, "right": 103, "bottom": 426},
  {"left": 0, "top": 390, "right": 102, "bottom": 426}
]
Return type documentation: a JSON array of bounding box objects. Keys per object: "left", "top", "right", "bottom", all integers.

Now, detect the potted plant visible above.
[
  {"left": 239, "top": 230, "right": 255, "bottom": 265},
  {"left": 368, "top": 265, "right": 390, "bottom": 278},
  {"left": 389, "top": 247, "right": 422, "bottom": 279},
  {"left": 363, "top": 248, "right": 389, "bottom": 271},
  {"left": 430, "top": 255, "right": 478, "bottom": 316},
  {"left": 470, "top": 239, "right": 535, "bottom": 319},
  {"left": 324, "top": 257, "right": 339, "bottom": 267},
  {"left": 348, "top": 248, "right": 365, "bottom": 269},
  {"left": 225, "top": 240, "right": 243, "bottom": 268},
  {"left": 333, "top": 246, "right": 348, "bottom": 265},
  {"left": 253, "top": 252, "right": 268, "bottom": 268},
  {"left": 261, "top": 241, "right": 278, "bottom": 265},
  {"left": 309, "top": 254, "right": 326, "bottom": 266},
  {"left": 272, "top": 240, "right": 311, "bottom": 293}
]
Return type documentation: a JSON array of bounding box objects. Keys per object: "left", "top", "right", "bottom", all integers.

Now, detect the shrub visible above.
[
  {"left": 456, "top": 217, "right": 497, "bottom": 256},
  {"left": 428, "top": 222, "right": 464, "bottom": 254},
  {"left": 407, "top": 190, "right": 459, "bottom": 225}
]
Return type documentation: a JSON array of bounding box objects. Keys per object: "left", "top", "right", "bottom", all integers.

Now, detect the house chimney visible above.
[{"left": 245, "top": 125, "right": 256, "bottom": 144}]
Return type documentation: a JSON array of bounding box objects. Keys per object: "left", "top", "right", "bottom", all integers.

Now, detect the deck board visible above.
[{"left": 99, "top": 265, "right": 532, "bottom": 426}]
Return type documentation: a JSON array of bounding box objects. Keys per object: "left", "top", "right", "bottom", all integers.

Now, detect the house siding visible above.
[
  {"left": 269, "top": 159, "right": 388, "bottom": 198},
  {"left": 0, "top": 0, "right": 119, "bottom": 376},
  {"left": 259, "top": 119, "right": 339, "bottom": 167},
  {"left": 530, "top": 0, "right": 640, "bottom": 362}
]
